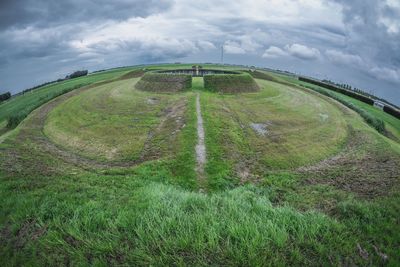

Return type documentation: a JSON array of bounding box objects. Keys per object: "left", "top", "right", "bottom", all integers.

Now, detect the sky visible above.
[{"left": 0, "top": 0, "right": 399, "bottom": 104}]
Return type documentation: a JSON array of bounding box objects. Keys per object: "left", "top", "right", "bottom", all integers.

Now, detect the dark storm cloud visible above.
[
  {"left": 331, "top": 0, "right": 400, "bottom": 67},
  {"left": 0, "top": 0, "right": 399, "bottom": 104},
  {"left": 0, "top": 0, "right": 172, "bottom": 30}
]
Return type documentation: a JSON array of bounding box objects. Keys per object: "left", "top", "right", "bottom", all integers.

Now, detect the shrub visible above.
[
  {"left": 383, "top": 105, "right": 400, "bottom": 119},
  {"left": 66, "top": 70, "right": 88, "bottom": 79},
  {"left": 204, "top": 73, "right": 259, "bottom": 93},
  {"left": 6, "top": 110, "right": 29, "bottom": 128},
  {"left": 0, "top": 92, "right": 11, "bottom": 102}
]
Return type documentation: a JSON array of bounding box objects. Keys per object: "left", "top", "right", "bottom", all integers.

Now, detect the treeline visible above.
[
  {"left": 0, "top": 92, "right": 11, "bottom": 102},
  {"left": 383, "top": 106, "right": 400, "bottom": 119},
  {"left": 299, "top": 77, "right": 374, "bottom": 105},
  {"left": 321, "top": 79, "right": 399, "bottom": 109},
  {"left": 299, "top": 77, "right": 400, "bottom": 120},
  {"left": 65, "top": 70, "right": 88, "bottom": 79}
]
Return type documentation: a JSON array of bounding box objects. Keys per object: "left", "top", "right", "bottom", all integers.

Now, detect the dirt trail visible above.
[{"left": 195, "top": 93, "right": 207, "bottom": 189}]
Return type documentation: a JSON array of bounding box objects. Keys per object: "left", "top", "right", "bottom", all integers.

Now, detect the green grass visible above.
[
  {"left": 201, "top": 79, "right": 348, "bottom": 186},
  {"left": 339, "top": 94, "right": 400, "bottom": 140},
  {"left": 1, "top": 64, "right": 400, "bottom": 266},
  {"left": 272, "top": 73, "right": 400, "bottom": 141},
  {"left": 45, "top": 78, "right": 193, "bottom": 162},
  {"left": 0, "top": 67, "right": 138, "bottom": 131}
]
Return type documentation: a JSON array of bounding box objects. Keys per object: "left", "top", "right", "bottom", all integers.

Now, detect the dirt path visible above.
[{"left": 195, "top": 93, "right": 207, "bottom": 189}]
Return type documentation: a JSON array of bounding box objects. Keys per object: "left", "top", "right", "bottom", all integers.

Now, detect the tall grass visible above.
[
  {"left": 6, "top": 85, "right": 87, "bottom": 129},
  {"left": 128, "top": 184, "right": 346, "bottom": 265}
]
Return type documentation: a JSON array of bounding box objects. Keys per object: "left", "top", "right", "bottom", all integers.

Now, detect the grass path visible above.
[{"left": 195, "top": 92, "right": 207, "bottom": 190}]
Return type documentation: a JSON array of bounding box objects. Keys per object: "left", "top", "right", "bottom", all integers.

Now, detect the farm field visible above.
[{"left": 0, "top": 64, "right": 400, "bottom": 266}]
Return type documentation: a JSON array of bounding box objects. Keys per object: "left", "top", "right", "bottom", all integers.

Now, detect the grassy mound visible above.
[
  {"left": 0, "top": 68, "right": 141, "bottom": 131},
  {"left": 204, "top": 72, "right": 259, "bottom": 93},
  {"left": 44, "top": 78, "right": 195, "bottom": 162},
  {"left": 136, "top": 72, "right": 192, "bottom": 93}
]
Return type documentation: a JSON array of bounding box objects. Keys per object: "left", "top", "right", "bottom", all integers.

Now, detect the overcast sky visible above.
[{"left": 0, "top": 0, "right": 399, "bottom": 104}]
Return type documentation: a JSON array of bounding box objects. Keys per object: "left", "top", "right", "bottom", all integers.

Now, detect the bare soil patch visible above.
[
  {"left": 195, "top": 93, "right": 207, "bottom": 189},
  {"left": 298, "top": 127, "right": 400, "bottom": 198}
]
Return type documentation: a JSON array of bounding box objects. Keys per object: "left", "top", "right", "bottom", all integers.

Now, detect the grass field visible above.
[
  {"left": 201, "top": 79, "right": 348, "bottom": 190},
  {"left": 0, "top": 64, "right": 400, "bottom": 266},
  {"left": 45, "top": 78, "right": 194, "bottom": 162},
  {"left": 274, "top": 73, "right": 400, "bottom": 141},
  {"left": 0, "top": 67, "right": 138, "bottom": 132}
]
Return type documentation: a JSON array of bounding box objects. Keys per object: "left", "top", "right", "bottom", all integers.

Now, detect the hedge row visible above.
[
  {"left": 203, "top": 73, "right": 259, "bottom": 93},
  {"left": 383, "top": 105, "right": 400, "bottom": 119},
  {"left": 301, "top": 84, "right": 385, "bottom": 134},
  {"left": 0, "top": 92, "right": 11, "bottom": 102},
  {"left": 298, "top": 77, "right": 374, "bottom": 105},
  {"left": 135, "top": 73, "right": 192, "bottom": 92}
]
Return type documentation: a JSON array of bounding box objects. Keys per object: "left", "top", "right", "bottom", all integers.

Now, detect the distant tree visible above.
[
  {"left": 66, "top": 70, "right": 88, "bottom": 79},
  {"left": 0, "top": 91, "right": 11, "bottom": 102}
]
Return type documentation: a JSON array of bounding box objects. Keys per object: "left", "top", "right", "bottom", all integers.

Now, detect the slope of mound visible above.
[
  {"left": 44, "top": 78, "right": 194, "bottom": 162},
  {"left": 202, "top": 78, "right": 348, "bottom": 187},
  {"left": 204, "top": 72, "right": 259, "bottom": 93},
  {"left": 135, "top": 72, "right": 192, "bottom": 92}
]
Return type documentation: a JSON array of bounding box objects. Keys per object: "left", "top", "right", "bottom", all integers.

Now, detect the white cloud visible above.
[
  {"left": 2, "top": 0, "right": 400, "bottom": 105},
  {"left": 369, "top": 66, "right": 400, "bottom": 83},
  {"left": 223, "top": 41, "right": 246, "bottom": 54},
  {"left": 262, "top": 43, "right": 321, "bottom": 60},
  {"left": 325, "top": 49, "right": 364, "bottom": 67},
  {"left": 379, "top": 16, "right": 400, "bottom": 35},
  {"left": 196, "top": 40, "right": 217, "bottom": 50},
  {"left": 285, "top": 43, "right": 321, "bottom": 60},
  {"left": 262, "top": 46, "right": 288, "bottom": 58}
]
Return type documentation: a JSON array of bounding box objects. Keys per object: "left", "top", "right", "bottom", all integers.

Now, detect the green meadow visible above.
[{"left": 1, "top": 64, "right": 399, "bottom": 266}]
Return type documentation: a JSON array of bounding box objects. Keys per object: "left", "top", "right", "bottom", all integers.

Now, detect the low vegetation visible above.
[
  {"left": 6, "top": 85, "right": 83, "bottom": 129},
  {"left": 136, "top": 72, "right": 192, "bottom": 92},
  {"left": 65, "top": 70, "right": 88, "bottom": 79},
  {"left": 204, "top": 72, "right": 259, "bottom": 93},
  {"left": 0, "top": 92, "right": 11, "bottom": 102},
  {"left": 0, "top": 67, "right": 140, "bottom": 131}
]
